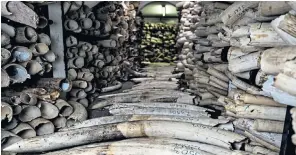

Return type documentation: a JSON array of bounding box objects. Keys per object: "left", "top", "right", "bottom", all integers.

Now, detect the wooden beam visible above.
[{"left": 48, "top": 2, "right": 66, "bottom": 78}]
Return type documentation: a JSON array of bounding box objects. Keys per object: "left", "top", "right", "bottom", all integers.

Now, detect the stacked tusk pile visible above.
[
  {"left": 63, "top": 1, "right": 144, "bottom": 105},
  {"left": 141, "top": 23, "right": 178, "bottom": 63},
  {"left": 2, "top": 65, "right": 250, "bottom": 154},
  {"left": 2, "top": 1, "right": 296, "bottom": 155},
  {"left": 1, "top": 87, "right": 87, "bottom": 149},
  {"left": 2, "top": 2, "right": 65, "bottom": 150},
  {"left": 174, "top": 1, "right": 296, "bottom": 154},
  {"left": 1, "top": 2, "right": 56, "bottom": 88},
  {"left": 0, "top": 65, "right": 270, "bottom": 154}
]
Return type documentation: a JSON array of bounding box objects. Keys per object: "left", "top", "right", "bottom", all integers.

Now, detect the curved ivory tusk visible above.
[
  {"left": 245, "top": 144, "right": 278, "bottom": 155},
  {"left": 1, "top": 102, "right": 13, "bottom": 122},
  {"left": 225, "top": 104, "right": 286, "bottom": 121},
  {"left": 109, "top": 106, "right": 210, "bottom": 118},
  {"left": 42, "top": 138, "right": 213, "bottom": 155},
  {"left": 53, "top": 116, "right": 67, "bottom": 129},
  {"left": 1, "top": 23, "right": 15, "bottom": 37},
  {"left": 100, "top": 81, "right": 122, "bottom": 93},
  {"left": 109, "top": 102, "right": 212, "bottom": 112},
  {"left": 1, "top": 1, "right": 38, "bottom": 28},
  {"left": 38, "top": 33, "right": 51, "bottom": 46},
  {"left": 220, "top": 2, "right": 259, "bottom": 26},
  {"left": 15, "top": 27, "right": 37, "bottom": 43},
  {"left": 228, "top": 51, "right": 262, "bottom": 73},
  {"left": 207, "top": 67, "right": 229, "bottom": 82},
  {"left": 3, "top": 117, "right": 18, "bottom": 130},
  {"left": 283, "top": 60, "right": 296, "bottom": 78},
  {"left": 233, "top": 91, "right": 285, "bottom": 107},
  {"left": 225, "top": 70, "right": 261, "bottom": 95},
  {"left": 271, "top": 14, "right": 296, "bottom": 45},
  {"left": 233, "top": 118, "right": 282, "bottom": 151},
  {"left": 1, "top": 130, "right": 22, "bottom": 149},
  {"left": 66, "top": 101, "right": 88, "bottom": 127},
  {"left": 60, "top": 115, "right": 229, "bottom": 131},
  {"left": 258, "top": 2, "right": 291, "bottom": 17},
  {"left": 37, "top": 101, "right": 59, "bottom": 119},
  {"left": 28, "top": 118, "right": 55, "bottom": 136},
  {"left": 3, "top": 121, "right": 246, "bottom": 153},
  {"left": 260, "top": 47, "right": 296, "bottom": 75},
  {"left": 274, "top": 73, "right": 296, "bottom": 96},
  {"left": 20, "top": 92, "right": 37, "bottom": 105},
  {"left": 253, "top": 119, "right": 284, "bottom": 133},
  {"left": 18, "top": 106, "right": 41, "bottom": 122},
  {"left": 10, "top": 122, "right": 36, "bottom": 139}
]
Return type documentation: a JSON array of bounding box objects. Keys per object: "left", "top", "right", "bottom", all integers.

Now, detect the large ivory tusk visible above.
[
  {"left": 249, "top": 23, "right": 289, "bottom": 47},
  {"left": 283, "top": 60, "right": 296, "bottom": 78},
  {"left": 100, "top": 81, "right": 122, "bottom": 93},
  {"left": 89, "top": 93, "right": 195, "bottom": 109},
  {"left": 262, "top": 75, "right": 296, "bottom": 106},
  {"left": 253, "top": 119, "right": 284, "bottom": 133},
  {"left": 60, "top": 115, "right": 229, "bottom": 131},
  {"left": 1, "top": 102, "right": 13, "bottom": 122},
  {"left": 271, "top": 13, "right": 296, "bottom": 45},
  {"left": 1, "top": 1, "right": 38, "bottom": 28},
  {"left": 66, "top": 101, "right": 88, "bottom": 127},
  {"left": 1, "top": 130, "right": 22, "bottom": 150},
  {"left": 234, "top": 118, "right": 282, "bottom": 150},
  {"left": 220, "top": 2, "right": 259, "bottom": 26},
  {"left": 109, "top": 102, "right": 212, "bottom": 112},
  {"left": 225, "top": 70, "right": 261, "bottom": 95},
  {"left": 42, "top": 138, "right": 213, "bottom": 155},
  {"left": 209, "top": 76, "right": 229, "bottom": 89},
  {"left": 260, "top": 46, "right": 296, "bottom": 75},
  {"left": 258, "top": 1, "right": 291, "bottom": 17},
  {"left": 4, "top": 121, "right": 246, "bottom": 152},
  {"left": 228, "top": 51, "right": 262, "bottom": 73},
  {"left": 244, "top": 144, "right": 278, "bottom": 155},
  {"left": 233, "top": 91, "right": 286, "bottom": 107},
  {"left": 207, "top": 67, "right": 229, "bottom": 82},
  {"left": 43, "top": 138, "right": 255, "bottom": 155},
  {"left": 225, "top": 104, "right": 286, "bottom": 121},
  {"left": 244, "top": 130, "right": 280, "bottom": 152},
  {"left": 109, "top": 106, "right": 210, "bottom": 118},
  {"left": 274, "top": 73, "right": 296, "bottom": 96}
]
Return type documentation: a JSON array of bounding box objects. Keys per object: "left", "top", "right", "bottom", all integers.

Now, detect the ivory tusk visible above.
[
  {"left": 274, "top": 73, "right": 296, "bottom": 96},
  {"left": 253, "top": 119, "right": 284, "bottom": 133},
  {"left": 233, "top": 91, "right": 286, "bottom": 107},
  {"left": 225, "top": 104, "right": 286, "bottom": 121},
  {"left": 3, "top": 121, "right": 246, "bottom": 152},
  {"left": 109, "top": 106, "right": 210, "bottom": 118},
  {"left": 60, "top": 114, "right": 229, "bottom": 132}
]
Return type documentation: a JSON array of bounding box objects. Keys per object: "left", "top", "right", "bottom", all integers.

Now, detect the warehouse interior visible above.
[{"left": 1, "top": 1, "right": 296, "bottom": 155}]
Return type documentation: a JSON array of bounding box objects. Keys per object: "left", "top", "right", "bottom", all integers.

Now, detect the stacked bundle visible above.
[
  {"left": 1, "top": 1, "right": 56, "bottom": 88},
  {"left": 141, "top": 23, "right": 178, "bottom": 62},
  {"left": 121, "top": 2, "right": 143, "bottom": 79},
  {"left": 1, "top": 1, "right": 144, "bottom": 151},
  {"left": 1, "top": 2, "right": 66, "bottom": 147},
  {"left": 64, "top": 2, "right": 145, "bottom": 104},
  {"left": 1, "top": 87, "right": 89, "bottom": 150},
  {"left": 174, "top": 1, "right": 296, "bottom": 154}
]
